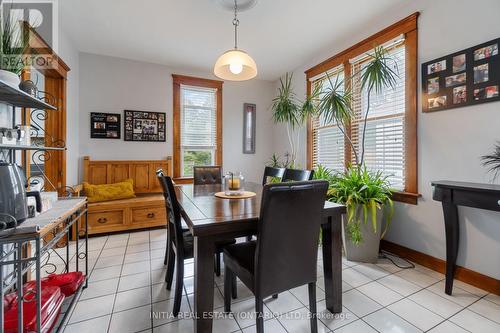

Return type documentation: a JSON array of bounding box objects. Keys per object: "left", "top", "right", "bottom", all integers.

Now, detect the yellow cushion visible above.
[{"left": 83, "top": 179, "right": 136, "bottom": 203}]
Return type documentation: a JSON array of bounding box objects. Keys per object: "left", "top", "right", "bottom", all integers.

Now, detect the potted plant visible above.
[
  {"left": 271, "top": 73, "right": 320, "bottom": 167},
  {"left": 0, "top": 13, "right": 29, "bottom": 86},
  {"left": 316, "top": 46, "right": 399, "bottom": 262}
]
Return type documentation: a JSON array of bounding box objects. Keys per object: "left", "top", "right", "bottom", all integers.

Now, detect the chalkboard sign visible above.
[
  {"left": 90, "top": 112, "right": 121, "bottom": 139},
  {"left": 422, "top": 38, "right": 499, "bottom": 112}
]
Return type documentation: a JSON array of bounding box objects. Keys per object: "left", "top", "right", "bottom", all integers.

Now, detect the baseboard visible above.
[{"left": 380, "top": 240, "right": 500, "bottom": 296}]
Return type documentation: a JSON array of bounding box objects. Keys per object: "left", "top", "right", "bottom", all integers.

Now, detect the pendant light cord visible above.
[{"left": 233, "top": 0, "right": 239, "bottom": 49}]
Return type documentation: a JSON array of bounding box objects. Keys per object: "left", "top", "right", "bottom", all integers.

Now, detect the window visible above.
[
  {"left": 173, "top": 75, "right": 223, "bottom": 181},
  {"left": 306, "top": 13, "right": 419, "bottom": 204}
]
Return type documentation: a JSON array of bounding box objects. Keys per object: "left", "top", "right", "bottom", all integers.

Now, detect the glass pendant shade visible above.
[{"left": 214, "top": 49, "right": 257, "bottom": 81}]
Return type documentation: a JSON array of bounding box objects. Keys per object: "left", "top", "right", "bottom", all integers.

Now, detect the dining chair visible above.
[
  {"left": 193, "top": 166, "right": 223, "bottom": 185},
  {"left": 156, "top": 170, "right": 235, "bottom": 316},
  {"left": 282, "top": 168, "right": 315, "bottom": 182},
  {"left": 223, "top": 180, "right": 329, "bottom": 333},
  {"left": 261, "top": 166, "right": 285, "bottom": 185}
]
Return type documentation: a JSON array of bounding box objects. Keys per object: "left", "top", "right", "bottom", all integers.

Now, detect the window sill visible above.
[
  {"left": 173, "top": 177, "right": 194, "bottom": 184},
  {"left": 392, "top": 191, "right": 421, "bottom": 205}
]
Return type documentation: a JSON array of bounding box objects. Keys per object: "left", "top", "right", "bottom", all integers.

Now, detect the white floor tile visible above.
[
  {"left": 152, "top": 297, "right": 191, "bottom": 327},
  {"left": 127, "top": 243, "right": 150, "bottom": 253},
  {"left": 316, "top": 301, "right": 357, "bottom": 331},
  {"left": 428, "top": 320, "right": 469, "bottom": 333},
  {"left": 334, "top": 319, "right": 378, "bottom": 333},
  {"left": 151, "top": 249, "right": 165, "bottom": 259},
  {"left": 230, "top": 298, "right": 273, "bottom": 329},
  {"left": 104, "top": 239, "right": 128, "bottom": 249},
  {"left": 152, "top": 282, "right": 176, "bottom": 302},
  {"left": 375, "top": 258, "right": 404, "bottom": 274},
  {"left": 231, "top": 282, "right": 254, "bottom": 303},
  {"left": 153, "top": 319, "right": 193, "bottom": 333},
  {"left": 352, "top": 263, "right": 391, "bottom": 280},
  {"left": 413, "top": 264, "right": 445, "bottom": 280},
  {"left": 342, "top": 289, "right": 382, "bottom": 317},
  {"left": 80, "top": 277, "right": 119, "bottom": 300},
  {"left": 342, "top": 268, "right": 372, "bottom": 288},
  {"left": 427, "top": 281, "right": 479, "bottom": 307},
  {"left": 124, "top": 250, "right": 151, "bottom": 264},
  {"left": 64, "top": 315, "right": 111, "bottom": 333},
  {"left": 114, "top": 286, "right": 152, "bottom": 312},
  {"left": 396, "top": 269, "right": 441, "bottom": 288},
  {"left": 264, "top": 291, "right": 304, "bottom": 315},
  {"left": 212, "top": 311, "right": 241, "bottom": 333},
  {"left": 109, "top": 304, "right": 152, "bottom": 333},
  {"left": 122, "top": 261, "right": 151, "bottom": 276},
  {"left": 450, "top": 309, "right": 500, "bottom": 333},
  {"left": 485, "top": 293, "right": 500, "bottom": 306},
  {"left": 89, "top": 265, "right": 122, "bottom": 282},
  {"left": 468, "top": 298, "right": 500, "bottom": 324},
  {"left": 100, "top": 247, "right": 126, "bottom": 258},
  {"left": 188, "top": 288, "right": 224, "bottom": 310},
  {"left": 69, "top": 294, "right": 115, "bottom": 324},
  {"left": 357, "top": 281, "right": 403, "bottom": 306},
  {"left": 363, "top": 308, "right": 421, "bottom": 333},
  {"left": 118, "top": 271, "right": 151, "bottom": 291},
  {"left": 94, "top": 254, "right": 124, "bottom": 269},
  {"left": 151, "top": 241, "right": 167, "bottom": 250},
  {"left": 151, "top": 268, "right": 167, "bottom": 285},
  {"left": 289, "top": 284, "right": 326, "bottom": 306},
  {"left": 378, "top": 274, "right": 421, "bottom": 296},
  {"left": 453, "top": 280, "right": 489, "bottom": 297},
  {"left": 242, "top": 318, "right": 287, "bottom": 333},
  {"left": 277, "top": 306, "right": 330, "bottom": 333},
  {"left": 408, "top": 289, "right": 463, "bottom": 318},
  {"left": 387, "top": 299, "right": 443, "bottom": 331}
]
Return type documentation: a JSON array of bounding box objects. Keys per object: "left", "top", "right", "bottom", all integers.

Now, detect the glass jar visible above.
[{"left": 224, "top": 172, "right": 245, "bottom": 196}]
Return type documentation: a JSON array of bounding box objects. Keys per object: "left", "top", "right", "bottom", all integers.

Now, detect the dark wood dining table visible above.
[{"left": 174, "top": 182, "right": 346, "bottom": 333}]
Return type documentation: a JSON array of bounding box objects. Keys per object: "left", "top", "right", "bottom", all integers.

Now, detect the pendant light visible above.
[{"left": 214, "top": 0, "right": 257, "bottom": 81}]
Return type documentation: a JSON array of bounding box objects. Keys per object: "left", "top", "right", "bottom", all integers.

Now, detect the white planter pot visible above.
[
  {"left": 0, "top": 70, "right": 21, "bottom": 87},
  {"left": 342, "top": 206, "right": 383, "bottom": 263}
]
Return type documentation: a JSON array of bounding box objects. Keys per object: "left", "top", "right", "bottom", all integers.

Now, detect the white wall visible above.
[
  {"left": 78, "top": 53, "right": 276, "bottom": 183},
  {"left": 277, "top": 0, "right": 500, "bottom": 278}
]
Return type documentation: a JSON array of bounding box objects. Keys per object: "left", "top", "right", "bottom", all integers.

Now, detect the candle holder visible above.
[{"left": 224, "top": 172, "right": 245, "bottom": 196}]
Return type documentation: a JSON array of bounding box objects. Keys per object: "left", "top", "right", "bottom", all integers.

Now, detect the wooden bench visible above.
[{"left": 81, "top": 156, "right": 172, "bottom": 235}]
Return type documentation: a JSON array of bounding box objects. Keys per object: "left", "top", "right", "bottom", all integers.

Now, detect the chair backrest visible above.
[
  {"left": 282, "top": 168, "right": 314, "bottom": 182},
  {"left": 156, "top": 169, "right": 185, "bottom": 254},
  {"left": 193, "top": 166, "right": 222, "bottom": 185},
  {"left": 262, "top": 166, "right": 285, "bottom": 185},
  {"left": 255, "top": 180, "right": 328, "bottom": 297}
]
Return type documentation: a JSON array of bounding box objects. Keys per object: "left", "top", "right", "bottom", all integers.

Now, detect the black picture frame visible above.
[
  {"left": 242, "top": 103, "right": 256, "bottom": 154},
  {"left": 422, "top": 37, "right": 499, "bottom": 112},
  {"left": 124, "top": 110, "right": 166, "bottom": 142},
  {"left": 90, "top": 112, "right": 121, "bottom": 139}
]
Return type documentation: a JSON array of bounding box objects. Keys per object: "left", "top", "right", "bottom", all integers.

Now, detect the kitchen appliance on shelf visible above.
[{"left": 0, "top": 162, "right": 42, "bottom": 229}]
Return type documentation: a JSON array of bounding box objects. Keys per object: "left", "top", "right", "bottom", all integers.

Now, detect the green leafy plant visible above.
[
  {"left": 328, "top": 166, "right": 394, "bottom": 244},
  {"left": 482, "top": 142, "right": 500, "bottom": 181},
  {"left": 272, "top": 73, "right": 320, "bottom": 166},
  {"left": 314, "top": 45, "right": 399, "bottom": 245},
  {"left": 1, "top": 7, "right": 29, "bottom": 75}
]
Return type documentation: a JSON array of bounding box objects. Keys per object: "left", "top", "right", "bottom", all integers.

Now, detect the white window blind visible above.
[
  {"left": 180, "top": 84, "right": 217, "bottom": 177},
  {"left": 311, "top": 67, "right": 345, "bottom": 172},
  {"left": 350, "top": 43, "right": 406, "bottom": 190}
]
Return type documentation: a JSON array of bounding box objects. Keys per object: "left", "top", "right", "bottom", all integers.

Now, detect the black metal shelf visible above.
[
  {"left": 0, "top": 143, "right": 66, "bottom": 151},
  {"left": 0, "top": 79, "right": 57, "bottom": 110}
]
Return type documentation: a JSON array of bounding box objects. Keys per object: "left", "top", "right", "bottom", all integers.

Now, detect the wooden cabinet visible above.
[
  {"left": 88, "top": 210, "right": 124, "bottom": 233},
  {"left": 131, "top": 206, "right": 166, "bottom": 226}
]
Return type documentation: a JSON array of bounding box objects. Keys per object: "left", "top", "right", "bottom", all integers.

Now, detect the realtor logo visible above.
[{"left": 0, "top": 0, "right": 58, "bottom": 72}]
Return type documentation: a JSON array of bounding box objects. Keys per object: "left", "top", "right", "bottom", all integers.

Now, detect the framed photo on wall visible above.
[
  {"left": 124, "top": 110, "right": 166, "bottom": 142},
  {"left": 90, "top": 112, "right": 121, "bottom": 139},
  {"left": 243, "top": 103, "right": 256, "bottom": 154},
  {"left": 422, "top": 37, "right": 499, "bottom": 112}
]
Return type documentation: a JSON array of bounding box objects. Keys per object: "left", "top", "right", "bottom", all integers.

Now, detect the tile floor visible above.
[{"left": 50, "top": 229, "right": 500, "bottom": 333}]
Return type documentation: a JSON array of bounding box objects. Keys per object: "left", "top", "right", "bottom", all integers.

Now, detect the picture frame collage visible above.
[
  {"left": 124, "top": 110, "right": 166, "bottom": 142},
  {"left": 90, "top": 112, "right": 121, "bottom": 139},
  {"left": 422, "top": 37, "right": 499, "bottom": 112}
]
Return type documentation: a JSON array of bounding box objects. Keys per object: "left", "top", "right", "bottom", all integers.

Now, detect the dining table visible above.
[{"left": 174, "top": 182, "right": 346, "bottom": 333}]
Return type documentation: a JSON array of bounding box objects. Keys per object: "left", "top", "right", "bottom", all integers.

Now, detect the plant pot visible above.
[
  {"left": 342, "top": 206, "right": 383, "bottom": 263},
  {"left": 0, "top": 70, "right": 21, "bottom": 87}
]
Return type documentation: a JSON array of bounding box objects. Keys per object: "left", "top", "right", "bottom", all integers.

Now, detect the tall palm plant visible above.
[
  {"left": 272, "top": 72, "right": 320, "bottom": 166},
  {"left": 1, "top": 7, "right": 29, "bottom": 75}
]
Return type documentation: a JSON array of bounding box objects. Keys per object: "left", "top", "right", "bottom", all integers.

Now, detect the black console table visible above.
[{"left": 432, "top": 180, "right": 500, "bottom": 295}]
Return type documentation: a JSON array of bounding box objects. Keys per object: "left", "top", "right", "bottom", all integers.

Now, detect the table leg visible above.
[
  {"left": 442, "top": 201, "right": 459, "bottom": 295},
  {"left": 321, "top": 213, "right": 342, "bottom": 313},
  {"left": 194, "top": 236, "right": 216, "bottom": 333}
]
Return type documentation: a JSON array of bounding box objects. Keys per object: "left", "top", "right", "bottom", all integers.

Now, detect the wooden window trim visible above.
[
  {"left": 172, "top": 74, "right": 223, "bottom": 182},
  {"left": 306, "top": 12, "right": 420, "bottom": 205}
]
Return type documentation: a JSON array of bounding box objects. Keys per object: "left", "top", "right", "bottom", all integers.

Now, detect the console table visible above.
[{"left": 432, "top": 180, "right": 500, "bottom": 295}]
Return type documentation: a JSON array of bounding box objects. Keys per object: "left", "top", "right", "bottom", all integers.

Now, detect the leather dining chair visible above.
[
  {"left": 193, "top": 166, "right": 223, "bottom": 185},
  {"left": 282, "top": 168, "right": 315, "bottom": 182},
  {"left": 156, "top": 170, "right": 235, "bottom": 316},
  {"left": 261, "top": 166, "right": 285, "bottom": 185},
  {"left": 223, "top": 180, "right": 329, "bottom": 333}
]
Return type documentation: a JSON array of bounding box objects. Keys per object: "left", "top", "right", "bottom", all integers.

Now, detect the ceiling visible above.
[{"left": 60, "top": 0, "right": 407, "bottom": 81}]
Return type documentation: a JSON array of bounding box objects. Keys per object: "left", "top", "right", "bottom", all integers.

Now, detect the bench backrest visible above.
[{"left": 83, "top": 156, "right": 173, "bottom": 193}]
